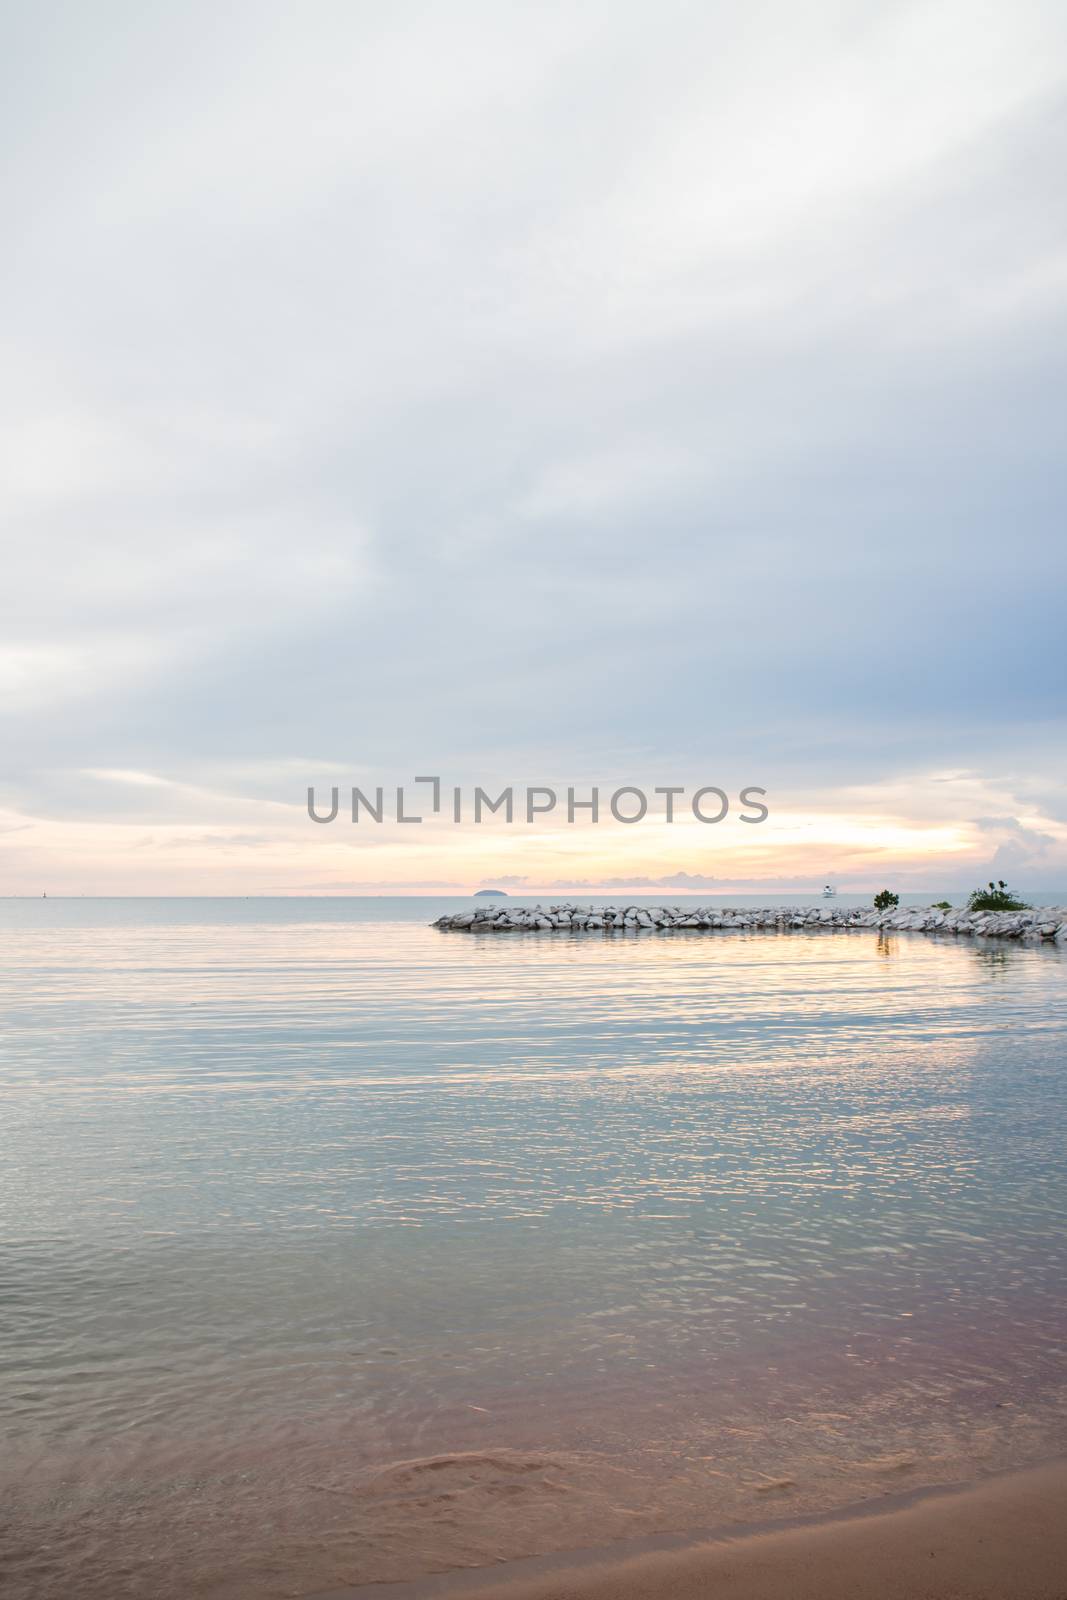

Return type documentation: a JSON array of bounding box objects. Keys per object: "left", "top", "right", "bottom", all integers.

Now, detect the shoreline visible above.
[
  {"left": 433, "top": 902, "right": 1067, "bottom": 943},
  {"left": 312, "top": 1459, "right": 1067, "bottom": 1600}
]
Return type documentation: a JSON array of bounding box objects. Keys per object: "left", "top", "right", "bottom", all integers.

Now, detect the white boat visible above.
[{"left": 822, "top": 884, "right": 837, "bottom": 898}]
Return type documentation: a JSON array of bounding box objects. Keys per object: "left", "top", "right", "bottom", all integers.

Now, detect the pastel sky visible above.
[{"left": 2, "top": 0, "right": 1066, "bottom": 896}]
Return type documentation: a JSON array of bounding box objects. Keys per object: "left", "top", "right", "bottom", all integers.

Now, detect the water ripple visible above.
[{"left": 1, "top": 914, "right": 1066, "bottom": 1596}]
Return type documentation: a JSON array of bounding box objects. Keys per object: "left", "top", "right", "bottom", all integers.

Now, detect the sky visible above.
[{"left": 2, "top": 0, "right": 1066, "bottom": 896}]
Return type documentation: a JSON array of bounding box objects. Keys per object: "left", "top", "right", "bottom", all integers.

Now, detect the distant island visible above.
[{"left": 473, "top": 888, "right": 509, "bottom": 897}]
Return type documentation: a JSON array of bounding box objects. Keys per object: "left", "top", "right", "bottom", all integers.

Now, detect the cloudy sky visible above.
[{"left": 2, "top": 0, "right": 1066, "bottom": 895}]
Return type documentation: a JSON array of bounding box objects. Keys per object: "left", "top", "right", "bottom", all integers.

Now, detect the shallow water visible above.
[{"left": 1, "top": 904, "right": 1066, "bottom": 1597}]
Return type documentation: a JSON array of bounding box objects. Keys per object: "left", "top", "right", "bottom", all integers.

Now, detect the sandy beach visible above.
[{"left": 352, "top": 1461, "right": 1067, "bottom": 1600}]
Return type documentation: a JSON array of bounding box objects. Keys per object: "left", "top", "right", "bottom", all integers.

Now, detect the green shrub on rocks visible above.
[
  {"left": 967, "top": 880, "right": 1030, "bottom": 912},
  {"left": 873, "top": 890, "right": 899, "bottom": 911},
  {"left": 933, "top": 901, "right": 952, "bottom": 910}
]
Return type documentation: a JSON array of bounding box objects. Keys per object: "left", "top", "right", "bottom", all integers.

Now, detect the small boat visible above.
[{"left": 822, "top": 884, "right": 837, "bottom": 899}]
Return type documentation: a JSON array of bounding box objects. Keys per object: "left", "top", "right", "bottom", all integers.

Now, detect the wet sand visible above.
[{"left": 331, "top": 1460, "right": 1067, "bottom": 1600}]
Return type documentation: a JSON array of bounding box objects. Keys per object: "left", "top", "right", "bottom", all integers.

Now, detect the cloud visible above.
[
  {"left": 973, "top": 815, "right": 1057, "bottom": 876},
  {"left": 540, "top": 871, "right": 720, "bottom": 891},
  {"left": 2, "top": 2, "right": 1066, "bottom": 889},
  {"left": 145, "top": 832, "right": 277, "bottom": 851},
  {"left": 269, "top": 881, "right": 468, "bottom": 892}
]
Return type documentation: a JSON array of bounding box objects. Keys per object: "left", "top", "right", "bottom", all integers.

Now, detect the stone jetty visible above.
[{"left": 432, "top": 902, "right": 1067, "bottom": 943}]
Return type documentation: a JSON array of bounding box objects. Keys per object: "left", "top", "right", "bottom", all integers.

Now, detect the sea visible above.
[{"left": 1, "top": 896, "right": 1066, "bottom": 1598}]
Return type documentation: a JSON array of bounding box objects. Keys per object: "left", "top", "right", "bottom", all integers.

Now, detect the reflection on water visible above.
[{"left": 1, "top": 910, "right": 1066, "bottom": 1597}]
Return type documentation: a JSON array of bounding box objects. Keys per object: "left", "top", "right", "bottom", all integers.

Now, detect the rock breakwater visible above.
[{"left": 432, "top": 902, "right": 1067, "bottom": 942}]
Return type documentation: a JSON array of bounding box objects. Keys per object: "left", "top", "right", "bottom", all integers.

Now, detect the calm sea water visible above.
[{"left": 1, "top": 900, "right": 1066, "bottom": 1598}]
